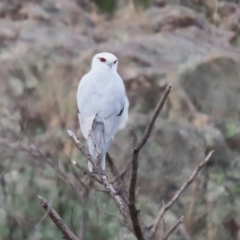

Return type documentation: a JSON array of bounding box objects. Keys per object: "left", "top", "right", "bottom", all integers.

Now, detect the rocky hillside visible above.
[{"left": 1, "top": 0, "right": 240, "bottom": 239}]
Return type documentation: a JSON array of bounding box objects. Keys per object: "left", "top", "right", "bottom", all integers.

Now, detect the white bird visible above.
[{"left": 77, "top": 52, "right": 129, "bottom": 171}]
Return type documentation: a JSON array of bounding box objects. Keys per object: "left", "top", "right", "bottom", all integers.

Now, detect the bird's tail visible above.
[
  {"left": 87, "top": 134, "right": 104, "bottom": 171},
  {"left": 87, "top": 120, "right": 108, "bottom": 171}
]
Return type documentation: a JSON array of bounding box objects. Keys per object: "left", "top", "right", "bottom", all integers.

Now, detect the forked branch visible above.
[
  {"left": 150, "top": 150, "right": 214, "bottom": 238},
  {"left": 67, "top": 130, "right": 128, "bottom": 218},
  {"left": 128, "top": 84, "right": 172, "bottom": 239},
  {"left": 66, "top": 84, "right": 213, "bottom": 240}
]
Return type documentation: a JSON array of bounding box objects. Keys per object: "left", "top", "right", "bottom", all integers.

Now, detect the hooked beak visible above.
[{"left": 106, "top": 62, "right": 113, "bottom": 68}]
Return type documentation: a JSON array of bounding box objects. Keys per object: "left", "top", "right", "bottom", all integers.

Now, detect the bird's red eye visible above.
[
  {"left": 99, "top": 57, "right": 106, "bottom": 62},
  {"left": 113, "top": 60, "right": 117, "bottom": 64}
]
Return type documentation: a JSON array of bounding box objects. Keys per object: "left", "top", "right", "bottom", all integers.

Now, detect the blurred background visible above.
[{"left": 1, "top": 0, "right": 240, "bottom": 239}]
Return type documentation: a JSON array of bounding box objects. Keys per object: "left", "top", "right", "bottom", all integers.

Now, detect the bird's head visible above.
[{"left": 91, "top": 52, "right": 118, "bottom": 72}]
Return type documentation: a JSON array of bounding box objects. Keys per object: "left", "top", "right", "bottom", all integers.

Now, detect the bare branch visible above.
[
  {"left": 68, "top": 85, "right": 172, "bottom": 240},
  {"left": 67, "top": 130, "right": 95, "bottom": 167},
  {"left": 128, "top": 148, "right": 144, "bottom": 240},
  {"left": 106, "top": 153, "right": 119, "bottom": 177},
  {"left": 97, "top": 206, "right": 131, "bottom": 231},
  {"left": 68, "top": 131, "right": 128, "bottom": 218},
  {"left": 101, "top": 174, "right": 127, "bottom": 217},
  {"left": 127, "top": 85, "right": 172, "bottom": 240},
  {"left": 38, "top": 196, "right": 79, "bottom": 240},
  {"left": 178, "top": 224, "right": 191, "bottom": 240},
  {"left": 107, "top": 153, "right": 129, "bottom": 204},
  {"left": 130, "top": 127, "right": 137, "bottom": 147},
  {"left": 150, "top": 150, "right": 214, "bottom": 238},
  {"left": 135, "top": 84, "right": 171, "bottom": 151},
  {"left": 163, "top": 216, "right": 184, "bottom": 240},
  {"left": 72, "top": 160, "right": 102, "bottom": 184},
  {"left": 110, "top": 161, "right": 131, "bottom": 184}
]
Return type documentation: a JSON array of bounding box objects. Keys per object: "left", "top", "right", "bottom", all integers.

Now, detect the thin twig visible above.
[
  {"left": 97, "top": 206, "right": 131, "bottom": 231},
  {"left": 128, "top": 85, "right": 172, "bottom": 240},
  {"left": 161, "top": 202, "right": 166, "bottom": 235},
  {"left": 67, "top": 130, "right": 95, "bottom": 167},
  {"left": 72, "top": 160, "right": 88, "bottom": 174},
  {"left": 130, "top": 127, "right": 137, "bottom": 147},
  {"left": 107, "top": 153, "right": 129, "bottom": 204},
  {"left": 72, "top": 160, "right": 102, "bottom": 184},
  {"left": 106, "top": 153, "right": 119, "bottom": 177},
  {"left": 101, "top": 174, "right": 127, "bottom": 217},
  {"left": 36, "top": 186, "right": 56, "bottom": 227},
  {"left": 110, "top": 161, "right": 131, "bottom": 184},
  {"left": 38, "top": 196, "right": 79, "bottom": 240},
  {"left": 135, "top": 84, "right": 171, "bottom": 151},
  {"left": 163, "top": 216, "right": 184, "bottom": 240},
  {"left": 178, "top": 224, "right": 191, "bottom": 240},
  {"left": 150, "top": 150, "right": 214, "bottom": 238}
]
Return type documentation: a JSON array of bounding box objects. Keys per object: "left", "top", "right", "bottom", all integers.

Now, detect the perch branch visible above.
[
  {"left": 98, "top": 173, "right": 127, "bottom": 217},
  {"left": 163, "top": 216, "right": 184, "bottom": 240},
  {"left": 135, "top": 84, "right": 171, "bottom": 151},
  {"left": 38, "top": 196, "right": 79, "bottom": 240},
  {"left": 68, "top": 131, "right": 127, "bottom": 218},
  {"left": 67, "top": 130, "right": 95, "bottom": 167},
  {"left": 150, "top": 150, "right": 214, "bottom": 238}
]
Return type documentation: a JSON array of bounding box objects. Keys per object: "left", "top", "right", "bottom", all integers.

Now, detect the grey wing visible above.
[
  {"left": 99, "top": 74, "right": 127, "bottom": 142},
  {"left": 77, "top": 74, "right": 100, "bottom": 139},
  {"left": 118, "top": 96, "right": 129, "bottom": 130},
  {"left": 103, "top": 113, "right": 122, "bottom": 142},
  {"left": 100, "top": 92, "right": 126, "bottom": 143}
]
